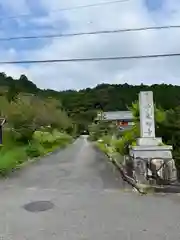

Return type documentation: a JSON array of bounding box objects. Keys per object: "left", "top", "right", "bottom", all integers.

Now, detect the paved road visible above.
[{"left": 0, "top": 136, "right": 180, "bottom": 239}]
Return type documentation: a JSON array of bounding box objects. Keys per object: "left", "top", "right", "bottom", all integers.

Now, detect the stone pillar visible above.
[
  {"left": 129, "top": 91, "right": 177, "bottom": 184},
  {"left": 137, "top": 91, "right": 162, "bottom": 146},
  {"left": 139, "top": 91, "right": 155, "bottom": 138}
]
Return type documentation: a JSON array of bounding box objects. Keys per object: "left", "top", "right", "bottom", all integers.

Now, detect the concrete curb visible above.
[{"left": 144, "top": 184, "right": 180, "bottom": 194}]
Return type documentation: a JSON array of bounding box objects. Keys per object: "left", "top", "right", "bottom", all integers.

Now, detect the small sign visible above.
[
  {"left": 0, "top": 118, "right": 6, "bottom": 145},
  {"left": 0, "top": 126, "right": 2, "bottom": 145}
]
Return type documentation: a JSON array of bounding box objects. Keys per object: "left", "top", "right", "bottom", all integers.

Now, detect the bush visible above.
[
  {"left": 88, "top": 122, "right": 112, "bottom": 141},
  {"left": 53, "top": 131, "right": 73, "bottom": 146},
  {"left": 0, "top": 130, "right": 73, "bottom": 177},
  {"left": 33, "top": 130, "right": 73, "bottom": 150},
  {"left": 2, "top": 130, "right": 16, "bottom": 149},
  {"left": 26, "top": 143, "right": 43, "bottom": 158},
  {"left": 0, "top": 147, "right": 27, "bottom": 176},
  {"left": 0, "top": 92, "right": 74, "bottom": 176},
  {"left": 113, "top": 125, "right": 140, "bottom": 155},
  {"left": 96, "top": 142, "right": 108, "bottom": 154},
  {"left": 33, "top": 131, "right": 53, "bottom": 148},
  {"left": 12, "top": 127, "right": 34, "bottom": 144},
  {"left": 87, "top": 135, "right": 95, "bottom": 141},
  {"left": 102, "top": 135, "right": 112, "bottom": 145}
]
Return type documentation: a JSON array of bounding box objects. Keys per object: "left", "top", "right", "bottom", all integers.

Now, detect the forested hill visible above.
[
  {"left": 56, "top": 83, "right": 180, "bottom": 112},
  {"left": 0, "top": 72, "right": 39, "bottom": 94},
  {"left": 1, "top": 72, "right": 180, "bottom": 131}
]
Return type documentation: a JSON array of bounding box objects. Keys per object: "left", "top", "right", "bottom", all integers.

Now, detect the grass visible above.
[
  {"left": 0, "top": 146, "right": 27, "bottom": 176},
  {"left": 0, "top": 130, "right": 73, "bottom": 177},
  {"left": 95, "top": 141, "right": 116, "bottom": 163},
  {"left": 96, "top": 142, "right": 108, "bottom": 154}
]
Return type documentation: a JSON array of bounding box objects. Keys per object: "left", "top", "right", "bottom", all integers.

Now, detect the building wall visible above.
[{"left": 116, "top": 120, "right": 135, "bottom": 127}]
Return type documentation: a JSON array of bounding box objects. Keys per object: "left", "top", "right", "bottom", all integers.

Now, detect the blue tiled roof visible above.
[{"left": 97, "top": 111, "right": 133, "bottom": 121}]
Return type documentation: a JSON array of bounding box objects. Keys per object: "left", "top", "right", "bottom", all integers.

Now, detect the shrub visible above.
[
  {"left": 26, "top": 143, "right": 43, "bottom": 158},
  {"left": 96, "top": 142, "right": 108, "bottom": 154},
  {"left": 102, "top": 135, "right": 112, "bottom": 146},
  {"left": 33, "top": 130, "right": 72, "bottom": 150},
  {"left": 2, "top": 130, "right": 16, "bottom": 149},
  {"left": 13, "top": 127, "right": 34, "bottom": 144},
  {"left": 0, "top": 147, "right": 27, "bottom": 176},
  {"left": 113, "top": 125, "right": 140, "bottom": 155},
  {"left": 53, "top": 131, "right": 72, "bottom": 145}
]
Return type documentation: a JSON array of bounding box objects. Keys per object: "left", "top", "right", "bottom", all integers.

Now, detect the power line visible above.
[
  {"left": 0, "top": 0, "right": 130, "bottom": 20},
  {"left": 1, "top": 25, "right": 180, "bottom": 41},
  {"left": 0, "top": 53, "right": 180, "bottom": 65}
]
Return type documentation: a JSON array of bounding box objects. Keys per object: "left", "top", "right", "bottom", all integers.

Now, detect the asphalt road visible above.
[{"left": 0, "top": 136, "right": 180, "bottom": 239}]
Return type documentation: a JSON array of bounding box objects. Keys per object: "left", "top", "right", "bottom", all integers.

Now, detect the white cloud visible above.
[{"left": 1, "top": 0, "right": 180, "bottom": 90}]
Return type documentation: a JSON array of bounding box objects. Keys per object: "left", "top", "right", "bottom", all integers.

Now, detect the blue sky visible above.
[
  {"left": 0, "top": 0, "right": 179, "bottom": 90},
  {"left": 0, "top": 0, "right": 70, "bottom": 53},
  {"left": 0, "top": 1, "right": 67, "bottom": 51},
  {"left": 145, "top": 0, "right": 164, "bottom": 11}
]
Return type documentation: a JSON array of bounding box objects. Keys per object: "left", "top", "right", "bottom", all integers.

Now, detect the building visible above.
[{"left": 96, "top": 111, "right": 134, "bottom": 130}]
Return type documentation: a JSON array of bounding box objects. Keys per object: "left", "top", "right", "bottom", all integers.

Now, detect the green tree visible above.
[
  {"left": 1, "top": 95, "right": 72, "bottom": 143},
  {"left": 6, "top": 82, "right": 20, "bottom": 103}
]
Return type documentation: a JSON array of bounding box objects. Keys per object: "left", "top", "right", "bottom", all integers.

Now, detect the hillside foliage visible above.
[
  {"left": 1, "top": 72, "right": 180, "bottom": 163},
  {"left": 2, "top": 72, "right": 180, "bottom": 133},
  {"left": 0, "top": 73, "right": 75, "bottom": 175}
]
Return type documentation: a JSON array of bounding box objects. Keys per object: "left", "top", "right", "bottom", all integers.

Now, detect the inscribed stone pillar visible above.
[{"left": 139, "top": 91, "right": 155, "bottom": 138}]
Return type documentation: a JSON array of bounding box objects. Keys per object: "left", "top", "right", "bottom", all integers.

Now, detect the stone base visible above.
[
  {"left": 130, "top": 145, "right": 173, "bottom": 159},
  {"left": 137, "top": 137, "right": 162, "bottom": 146},
  {"left": 129, "top": 145, "right": 177, "bottom": 183}
]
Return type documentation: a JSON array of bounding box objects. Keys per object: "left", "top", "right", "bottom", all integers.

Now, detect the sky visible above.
[{"left": 0, "top": 0, "right": 179, "bottom": 90}]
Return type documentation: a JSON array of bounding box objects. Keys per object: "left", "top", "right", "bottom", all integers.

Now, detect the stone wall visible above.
[{"left": 124, "top": 155, "right": 177, "bottom": 185}]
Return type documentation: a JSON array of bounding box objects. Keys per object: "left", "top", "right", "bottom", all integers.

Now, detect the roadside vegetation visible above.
[
  {"left": 89, "top": 101, "right": 180, "bottom": 173},
  {"left": 0, "top": 89, "right": 74, "bottom": 176}
]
